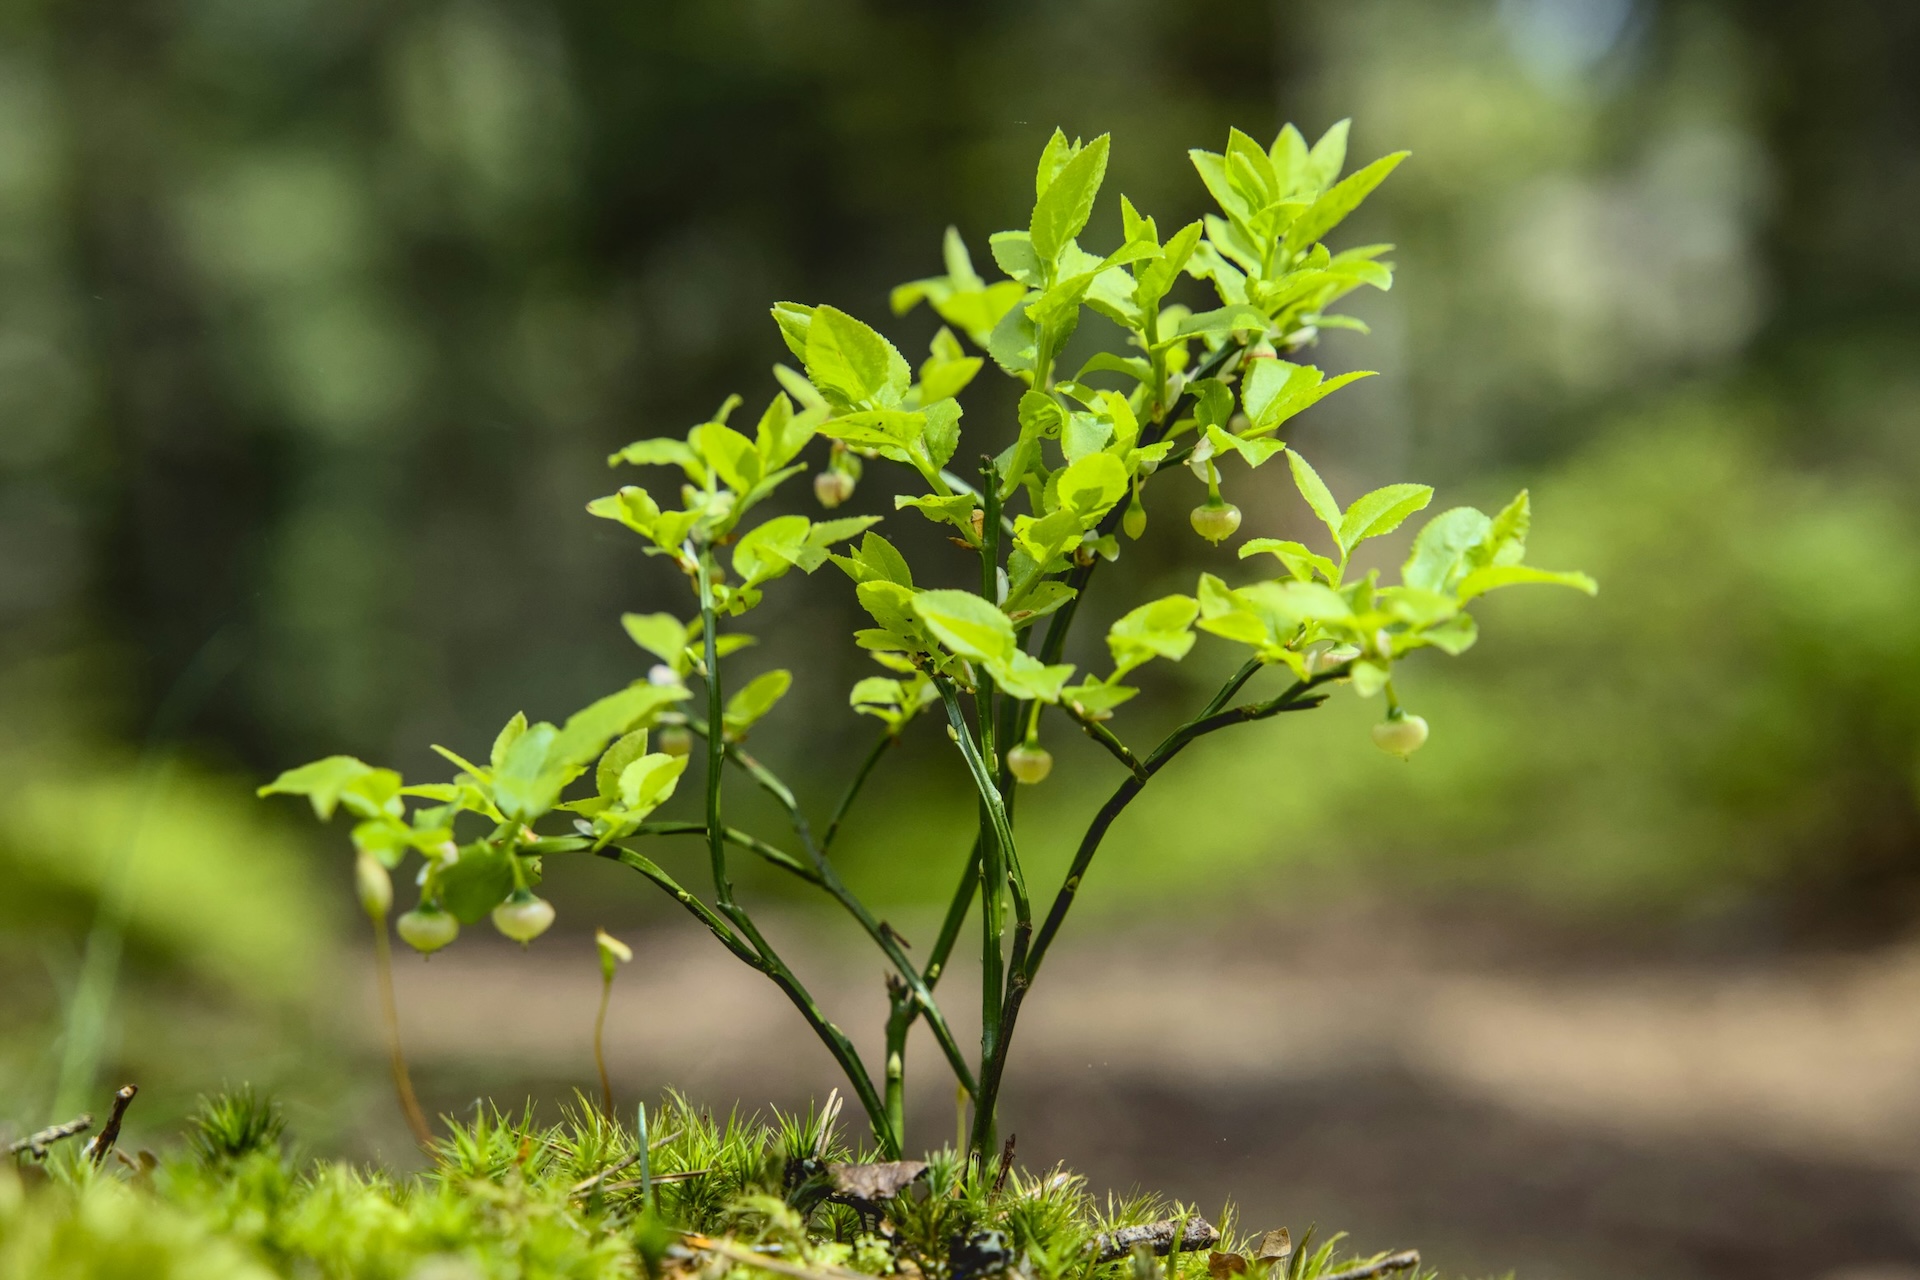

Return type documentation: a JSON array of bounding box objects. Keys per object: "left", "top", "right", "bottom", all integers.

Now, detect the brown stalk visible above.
[{"left": 371, "top": 920, "right": 433, "bottom": 1148}]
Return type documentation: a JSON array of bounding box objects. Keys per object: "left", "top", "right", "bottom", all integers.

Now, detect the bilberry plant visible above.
[{"left": 261, "top": 122, "right": 1593, "bottom": 1158}]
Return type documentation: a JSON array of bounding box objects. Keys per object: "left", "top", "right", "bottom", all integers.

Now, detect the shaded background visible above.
[{"left": 3, "top": 1, "right": 1920, "bottom": 1277}]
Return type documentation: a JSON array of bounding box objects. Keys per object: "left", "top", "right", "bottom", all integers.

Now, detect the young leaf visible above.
[
  {"left": 1061, "top": 680, "right": 1139, "bottom": 719},
  {"left": 1402, "top": 507, "right": 1492, "bottom": 593},
  {"left": 618, "top": 752, "right": 688, "bottom": 812},
  {"left": 490, "top": 711, "right": 529, "bottom": 772},
  {"left": 1107, "top": 595, "right": 1200, "bottom": 674},
  {"left": 1304, "top": 118, "right": 1351, "bottom": 194},
  {"left": 1031, "top": 134, "right": 1111, "bottom": 265},
  {"left": 1239, "top": 538, "right": 1338, "bottom": 583},
  {"left": 552, "top": 685, "right": 687, "bottom": 772},
  {"left": 724, "top": 670, "right": 793, "bottom": 738},
  {"left": 983, "top": 649, "right": 1075, "bottom": 702},
  {"left": 733, "top": 515, "right": 813, "bottom": 589},
  {"left": 622, "top": 613, "right": 688, "bottom": 668},
  {"left": 802, "top": 305, "right": 910, "bottom": 410},
  {"left": 596, "top": 729, "right": 652, "bottom": 800},
  {"left": 1285, "top": 150, "right": 1409, "bottom": 255},
  {"left": 1286, "top": 450, "right": 1343, "bottom": 542},
  {"left": 1337, "top": 483, "right": 1433, "bottom": 553},
  {"left": 1455, "top": 564, "right": 1598, "bottom": 601},
  {"left": 257, "top": 756, "right": 382, "bottom": 821},
  {"left": 1054, "top": 451, "right": 1129, "bottom": 519},
  {"left": 911, "top": 589, "right": 1015, "bottom": 663},
  {"left": 493, "top": 721, "right": 564, "bottom": 823}
]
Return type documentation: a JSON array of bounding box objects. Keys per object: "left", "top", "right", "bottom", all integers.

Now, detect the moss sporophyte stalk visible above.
[{"left": 259, "top": 121, "right": 1596, "bottom": 1160}]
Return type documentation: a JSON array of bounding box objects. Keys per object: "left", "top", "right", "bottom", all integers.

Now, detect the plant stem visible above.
[
  {"left": 935, "top": 678, "right": 1032, "bottom": 1153},
  {"left": 1026, "top": 669, "right": 1337, "bottom": 982},
  {"left": 972, "top": 667, "right": 1341, "bottom": 1140},
  {"left": 595, "top": 974, "right": 615, "bottom": 1117},
  {"left": 627, "top": 819, "right": 815, "bottom": 882},
  {"left": 1060, "top": 704, "right": 1148, "bottom": 779},
  {"left": 597, "top": 845, "right": 894, "bottom": 1153},
  {"left": 370, "top": 919, "right": 433, "bottom": 1148},
  {"left": 822, "top": 732, "right": 895, "bottom": 853},
  {"left": 682, "top": 720, "right": 977, "bottom": 1098},
  {"left": 920, "top": 836, "right": 981, "bottom": 987},
  {"left": 696, "top": 553, "right": 732, "bottom": 909}
]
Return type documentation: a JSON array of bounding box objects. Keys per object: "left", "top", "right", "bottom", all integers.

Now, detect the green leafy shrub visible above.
[{"left": 258, "top": 122, "right": 1592, "bottom": 1157}]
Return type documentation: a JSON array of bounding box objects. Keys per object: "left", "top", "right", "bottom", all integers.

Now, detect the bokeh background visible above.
[{"left": 4, "top": 1, "right": 1919, "bottom": 1277}]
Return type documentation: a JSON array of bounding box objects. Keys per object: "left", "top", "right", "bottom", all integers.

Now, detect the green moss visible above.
[{"left": 2, "top": 1091, "right": 1439, "bottom": 1280}]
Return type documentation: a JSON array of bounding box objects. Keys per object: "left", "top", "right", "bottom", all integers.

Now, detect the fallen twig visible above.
[
  {"left": 7, "top": 1115, "right": 92, "bottom": 1160},
  {"left": 683, "top": 1234, "right": 872, "bottom": 1280},
  {"left": 1318, "top": 1251, "right": 1420, "bottom": 1280},
  {"left": 990, "top": 1134, "right": 1015, "bottom": 1196},
  {"left": 1093, "top": 1216, "right": 1220, "bottom": 1263},
  {"left": 85, "top": 1085, "right": 138, "bottom": 1167}
]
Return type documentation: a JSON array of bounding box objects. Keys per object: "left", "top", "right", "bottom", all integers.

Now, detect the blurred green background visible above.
[{"left": 3, "top": 0, "right": 1919, "bottom": 1269}]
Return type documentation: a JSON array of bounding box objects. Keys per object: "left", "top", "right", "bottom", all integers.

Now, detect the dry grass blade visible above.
[
  {"left": 598, "top": 1168, "right": 712, "bottom": 1193},
  {"left": 685, "top": 1235, "right": 873, "bottom": 1280}
]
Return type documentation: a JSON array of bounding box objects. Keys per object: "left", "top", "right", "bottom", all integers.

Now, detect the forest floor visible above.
[{"left": 371, "top": 901, "right": 1920, "bottom": 1280}]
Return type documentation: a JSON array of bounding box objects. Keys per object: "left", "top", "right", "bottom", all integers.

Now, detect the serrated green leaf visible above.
[
  {"left": 1239, "top": 538, "right": 1338, "bottom": 583},
  {"left": 1206, "top": 423, "right": 1287, "bottom": 469},
  {"left": 1031, "top": 134, "right": 1111, "bottom": 264},
  {"left": 618, "top": 752, "right": 688, "bottom": 812},
  {"left": 1455, "top": 565, "right": 1598, "bottom": 601},
  {"left": 897, "top": 492, "right": 978, "bottom": 528},
  {"left": 723, "top": 669, "right": 792, "bottom": 738},
  {"left": 1285, "top": 150, "right": 1409, "bottom": 255},
  {"left": 1055, "top": 451, "right": 1129, "bottom": 519},
  {"left": 257, "top": 755, "right": 380, "bottom": 821},
  {"left": 803, "top": 305, "right": 910, "bottom": 410},
  {"left": 1286, "top": 449, "right": 1343, "bottom": 541},
  {"left": 1402, "top": 506, "right": 1493, "bottom": 593},
  {"left": 984, "top": 648, "right": 1075, "bottom": 702},
  {"left": 595, "top": 729, "right": 651, "bottom": 800},
  {"left": 1337, "top": 483, "right": 1434, "bottom": 553},
  {"left": 493, "top": 721, "right": 563, "bottom": 823},
  {"left": 912, "top": 588, "right": 1015, "bottom": 662},
  {"left": 732, "top": 514, "right": 812, "bottom": 589},
  {"left": 1107, "top": 595, "right": 1199, "bottom": 675},
  {"left": 1304, "top": 118, "right": 1350, "bottom": 194},
  {"left": 622, "top": 613, "right": 688, "bottom": 668},
  {"left": 989, "top": 231, "right": 1042, "bottom": 283},
  {"left": 552, "top": 685, "right": 687, "bottom": 774},
  {"left": 490, "top": 712, "right": 529, "bottom": 773}
]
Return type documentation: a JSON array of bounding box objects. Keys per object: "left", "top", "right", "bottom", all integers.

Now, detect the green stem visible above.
[
  {"left": 921, "top": 836, "right": 981, "bottom": 988},
  {"left": 696, "top": 553, "right": 732, "bottom": 908},
  {"left": 936, "top": 678, "right": 1031, "bottom": 1153},
  {"left": 683, "top": 718, "right": 978, "bottom": 1097},
  {"left": 597, "top": 844, "right": 895, "bottom": 1154},
  {"left": 1061, "top": 704, "right": 1148, "bottom": 780},
  {"left": 1025, "top": 668, "right": 1339, "bottom": 982},
  {"left": 823, "top": 732, "right": 895, "bottom": 853},
  {"left": 972, "top": 670, "right": 1339, "bottom": 1131},
  {"left": 621, "top": 822, "right": 814, "bottom": 884}
]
